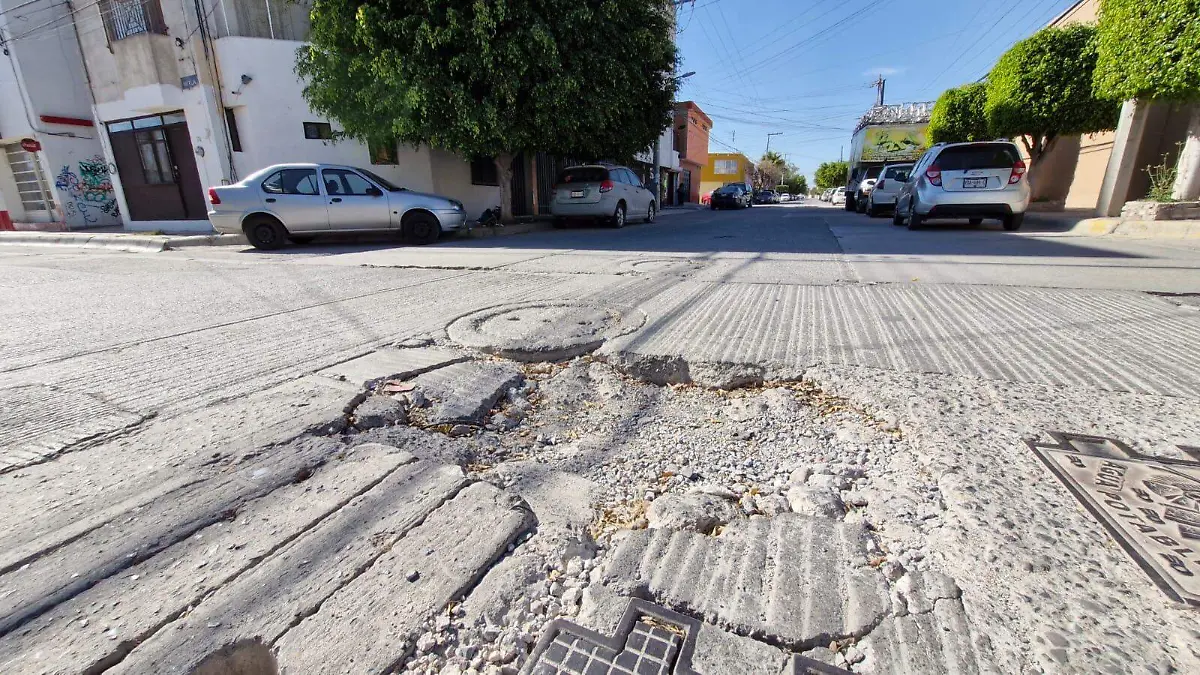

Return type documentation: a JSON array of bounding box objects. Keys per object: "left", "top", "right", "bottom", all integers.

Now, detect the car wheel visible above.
[
  {"left": 645, "top": 202, "right": 656, "bottom": 223},
  {"left": 907, "top": 206, "right": 923, "bottom": 230},
  {"left": 612, "top": 202, "right": 627, "bottom": 228},
  {"left": 969, "top": 218, "right": 983, "bottom": 226},
  {"left": 1003, "top": 213, "right": 1024, "bottom": 231},
  {"left": 403, "top": 211, "right": 442, "bottom": 245},
  {"left": 288, "top": 235, "right": 314, "bottom": 245},
  {"left": 867, "top": 202, "right": 879, "bottom": 218},
  {"left": 892, "top": 208, "right": 904, "bottom": 226},
  {"left": 245, "top": 216, "right": 287, "bottom": 250},
  {"left": 844, "top": 196, "right": 855, "bottom": 211},
  {"left": 710, "top": 203, "right": 717, "bottom": 210}
]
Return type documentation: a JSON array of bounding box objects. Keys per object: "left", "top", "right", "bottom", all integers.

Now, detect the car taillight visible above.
[
  {"left": 1009, "top": 159, "right": 1027, "bottom": 184},
  {"left": 599, "top": 180, "right": 614, "bottom": 193},
  {"left": 876, "top": 180, "right": 886, "bottom": 190},
  {"left": 208, "top": 188, "right": 221, "bottom": 205},
  {"left": 925, "top": 164, "right": 942, "bottom": 187}
]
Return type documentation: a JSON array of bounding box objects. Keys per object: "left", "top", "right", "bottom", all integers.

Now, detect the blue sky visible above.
[{"left": 674, "top": 0, "right": 1083, "bottom": 182}]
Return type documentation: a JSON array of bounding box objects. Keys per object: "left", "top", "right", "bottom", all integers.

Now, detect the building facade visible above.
[
  {"left": 0, "top": 0, "right": 120, "bottom": 229},
  {"left": 673, "top": 101, "right": 711, "bottom": 203},
  {"left": 699, "top": 152, "right": 752, "bottom": 199}
]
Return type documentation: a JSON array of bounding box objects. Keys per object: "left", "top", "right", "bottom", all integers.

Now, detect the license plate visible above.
[
  {"left": 570, "top": 190, "right": 585, "bottom": 198},
  {"left": 963, "top": 177, "right": 988, "bottom": 189}
]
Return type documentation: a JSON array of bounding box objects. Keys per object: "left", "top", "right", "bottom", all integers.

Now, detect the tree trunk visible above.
[
  {"left": 1023, "top": 133, "right": 1057, "bottom": 202},
  {"left": 1172, "top": 105, "right": 1200, "bottom": 201},
  {"left": 494, "top": 153, "right": 515, "bottom": 224}
]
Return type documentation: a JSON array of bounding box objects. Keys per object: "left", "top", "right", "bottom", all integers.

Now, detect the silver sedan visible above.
[{"left": 207, "top": 163, "right": 467, "bottom": 249}]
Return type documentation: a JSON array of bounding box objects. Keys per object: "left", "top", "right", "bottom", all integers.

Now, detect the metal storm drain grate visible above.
[
  {"left": 1029, "top": 432, "right": 1200, "bottom": 607},
  {"left": 522, "top": 599, "right": 850, "bottom": 675}
]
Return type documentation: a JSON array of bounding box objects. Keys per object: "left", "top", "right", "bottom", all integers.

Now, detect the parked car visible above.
[
  {"left": 893, "top": 141, "right": 1029, "bottom": 230},
  {"left": 208, "top": 163, "right": 466, "bottom": 250},
  {"left": 550, "top": 164, "right": 657, "bottom": 228},
  {"left": 779, "top": 193, "right": 792, "bottom": 202},
  {"left": 821, "top": 188, "right": 834, "bottom": 202},
  {"left": 831, "top": 187, "right": 847, "bottom": 205},
  {"left": 855, "top": 178, "right": 877, "bottom": 213},
  {"left": 701, "top": 191, "right": 713, "bottom": 206},
  {"left": 849, "top": 166, "right": 883, "bottom": 212},
  {"left": 754, "top": 190, "right": 780, "bottom": 204},
  {"left": 865, "top": 163, "right": 913, "bottom": 217},
  {"left": 710, "top": 184, "right": 752, "bottom": 209}
]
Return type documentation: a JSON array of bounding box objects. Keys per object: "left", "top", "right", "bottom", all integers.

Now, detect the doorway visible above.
[{"left": 106, "top": 111, "right": 207, "bottom": 221}]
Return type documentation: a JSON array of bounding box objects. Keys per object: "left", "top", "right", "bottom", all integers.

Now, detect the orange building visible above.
[{"left": 674, "top": 101, "right": 712, "bottom": 204}]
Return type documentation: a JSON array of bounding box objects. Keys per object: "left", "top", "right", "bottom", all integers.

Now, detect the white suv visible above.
[{"left": 893, "top": 141, "right": 1030, "bottom": 231}]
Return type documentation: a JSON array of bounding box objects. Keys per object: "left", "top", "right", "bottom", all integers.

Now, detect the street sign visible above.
[{"left": 20, "top": 138, "right": 41, "bottom": 152}]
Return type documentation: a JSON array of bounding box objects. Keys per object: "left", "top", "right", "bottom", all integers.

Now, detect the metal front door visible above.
[
  {"left": 164, "top": 123, "right": 207, "bottom": 219},
  {"left": 319, "top": 168, "right": 392, "bottom": 229}
]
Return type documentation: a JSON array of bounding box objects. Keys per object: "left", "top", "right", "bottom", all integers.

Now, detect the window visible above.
[
  {"left": 4, "top": 145, "right": 54, "bottom": 212},
  {"left": 262, "top": 169, "right": 319, "bottom": 195},
  {"left": 134, "top": 128, "right": 173, "bottom": 184},
  {"left": 471, "top": 157, "right": 499, "bottom": 186},
  {"left": 303, "top": 122, "right": 333, "bottom": 140},
  {"left": 713, "top": 159, "right": 739, "bottom": 175},
  {"left": 558, "top": 166, "right": 607, "bottom": 184},
  {"left": 883, "top": 165, "right": 911, "bottom": 181},
  {"left": 321, "top": 169, "right": 377, "bottom": 196},
  {"left": 368, "top": 139, "right": 398, "bottom": 165},
  {"left": 101, "top": 0, "right": 166, "bottom": 42},
  {"left": 935, "top": 144, "right": 1019, "bottom": 170},
  {"left": 225, "top": 108, "right": 242, "bottom": 153}
]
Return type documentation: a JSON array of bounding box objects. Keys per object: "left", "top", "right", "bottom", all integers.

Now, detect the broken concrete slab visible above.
[
  {"left": 0, "top": 443, "right": 415, "bottom": 675},
  {"left": 353, "top": 394, "right": 408, "bottom": 429},
  {"left": 317, "top": 346, "right": 469, "bottom": 389},
  {"left": 600, "top": 514, "right": 890, "bottom": 651},
  {"left": 274, "top": 482, "right": 534, "bottom": 672},
  {"left": 409, "top": 361, "right": 524, "bottom": 425},
  {"left": 104, "top": 460, "right": 470, "bottom": 674},
  {"left": 646, "top": 492, "right": 739, "bottom": 534},
  {"left": 0, "top": 436, "right": 344, "bottom": 638}
]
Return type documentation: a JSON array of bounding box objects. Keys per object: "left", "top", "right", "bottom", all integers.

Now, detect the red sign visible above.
[{"left": 20, "top": 138, "right": 41, "bottom": 152}]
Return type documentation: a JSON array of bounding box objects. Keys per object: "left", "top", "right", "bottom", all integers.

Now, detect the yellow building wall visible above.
[{"left": 699, "top": 152, "right": 752, "bottom": 198}]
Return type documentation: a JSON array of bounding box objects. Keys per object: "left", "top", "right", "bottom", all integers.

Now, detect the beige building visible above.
[{"left": 1035, "top": 0, "right": 1199, "bottom": 215}]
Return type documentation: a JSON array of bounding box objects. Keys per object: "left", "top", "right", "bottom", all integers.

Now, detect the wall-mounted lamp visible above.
[{"left": 232, "top": 74, "right": 253, "bottom": 96}]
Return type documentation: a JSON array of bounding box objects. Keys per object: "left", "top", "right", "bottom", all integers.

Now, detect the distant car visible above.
[
  {"left": 710, "top": 184, "right": 752, "bottom": 209},
  {"left": 831, "top": 187, "right": 847, "bottom": 205},
  {"left": 849, "top": 166, "right": 884, "bottom": 212},
  {"left": 208, "top": 163, "right": 467, "bottom": 250},
  {"left": 855, "top": 179, "right": 877, "bottom": 213},
  {"left": 865, "top": 163, "right": 914, "bottom": 217},
  {"left": 893, "top": 141, "right": 1030, "bottom": 230},
  {"left": 550, "top": 164, "right": 657, "bottom": 228},
  {"left": 779, "top": 193, "right": 792, "bottom": 202},
  {"left": 754, "top": 190, "right": 779, "bottom": 204},
  {"left": 821, "top": 188, "right": 834, "bottom": 202}
]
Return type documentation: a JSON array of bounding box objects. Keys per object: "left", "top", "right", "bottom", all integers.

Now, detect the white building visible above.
[
  {"left": 56, "top": 0, "right": 511, "bottom": 232},
  {"left": 0, "top": 0, "right": 121, "bottom": 229}
]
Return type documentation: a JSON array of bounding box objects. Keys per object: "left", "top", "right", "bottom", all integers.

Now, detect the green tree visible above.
[
  {"left": 297, "top": 0, "right": 678, "bottom": 222},
  {"left": 1094, "top": 0, "right": 1200, "bottom": 200},
  {"left": 786, "top": 173, "right": 808, "bottom": 195},
  {"left": 985, "top": 24, "right": 1120, "bottom": 168},
  {"left": 757, "top": 151, "right": 787, "bottom": 187},
  {"left": 928, "top": 83, "right": 990, "bottom": 144},
  {"left": 814, "top": 161, "right": 848, "bottom": 190}
]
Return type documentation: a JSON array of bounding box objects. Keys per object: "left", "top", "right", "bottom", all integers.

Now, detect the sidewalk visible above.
[
  {"left": 0, "top": 230, "right": 247, "bottom": 253},
  {"left": 1025, "top": 209, "right": 1200, "bottom": 240}
]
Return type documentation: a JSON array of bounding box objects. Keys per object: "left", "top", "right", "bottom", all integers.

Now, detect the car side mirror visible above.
[{"left": 365, "top": 186, "right": 382, "bottom": 197}]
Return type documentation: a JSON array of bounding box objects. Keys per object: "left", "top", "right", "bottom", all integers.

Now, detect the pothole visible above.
[
  {"left": 189, "top": 639, "right": 278, "bottom": 675},
  {"left": 446, "top": 301, "right": 646, "bottom": 362}
]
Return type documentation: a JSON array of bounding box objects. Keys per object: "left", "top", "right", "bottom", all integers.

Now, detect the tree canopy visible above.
[
  {"left": 985, "top": 24, "right": 1120, "bottom": 163},
  {"left": 757, "top": 151, "right": 786, "bottom": 187},
  {"left": 1093, "top": 0, "right": 1200, "bottom": 102},
  {"left": 814, "top": 161, "right": 848, "bottom": 190},
  {"left": 297, "top": 0, "right": 678, "bottom": 220},
  {"left": 928, "top": 83, "right": 990, "bottom": 144}
]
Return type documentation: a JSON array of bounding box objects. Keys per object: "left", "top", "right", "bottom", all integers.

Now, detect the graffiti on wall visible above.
[{"left": 55, "top": 156, "right": 119, "bottom": 224}]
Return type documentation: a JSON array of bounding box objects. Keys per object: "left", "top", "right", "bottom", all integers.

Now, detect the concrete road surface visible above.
[{"left": 1, "top": 203, "right": 1198, "bottom": 674}]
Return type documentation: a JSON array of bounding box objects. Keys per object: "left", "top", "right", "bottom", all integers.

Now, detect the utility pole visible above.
[
  {"left": 765, "top": 132, "right": 782, "bottom": 154},
  {"left": 873, "top": 75, "right": 886, "bottom": 107},
  {"left": 839, "top": 146, "right": 843, "bottom": 162}
]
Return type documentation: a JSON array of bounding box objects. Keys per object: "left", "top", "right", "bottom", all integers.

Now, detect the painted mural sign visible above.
[
  {"left": 55, "top": 155, "right": 119, "bottom": 224},
  {"left": 859, "top": 124, "right": 928, "bottom": 162},
  {"left": 1028, "top": 432, "right": 1200, "bottom": 607}
]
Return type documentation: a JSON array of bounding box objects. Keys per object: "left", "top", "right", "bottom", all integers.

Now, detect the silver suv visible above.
[
  {"left": 551, "top": 164, "right": 657, "bottom": 228},
  {"left": 893, "top": 141, "right": 1030, "bottom": 230},
  {"left": 865, "top": 163, "right": 913, "bottom": 217}
]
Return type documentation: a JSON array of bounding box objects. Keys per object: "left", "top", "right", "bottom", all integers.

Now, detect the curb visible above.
[
  {"left": 462, "top": 221, "right": 555, "bottom": 239},
  {"left": 1064, "top": 218, "right": 1200, "bottom": 239},
  {"left": 0, "top": 232, "right": 167, "bottom": 252},
  {"left": 164, "top": 234, "right": 248, "bottom": 249}
]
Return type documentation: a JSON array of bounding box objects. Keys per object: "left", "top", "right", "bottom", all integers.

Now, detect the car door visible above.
[
  {"left": 260, "top": 168, "right": 328, "bottom": 232},
  {"left": 625, "top": 169, "right": 651, "bottom": 214},
  {"left": 616, "top": 169, "right": 638, "bottom": 215},
  {"left": 898, "top": 152, "right": 930, "bottom": 212},
  {"left": 320, "top": 167, "right": 393, "bottom": 230}
]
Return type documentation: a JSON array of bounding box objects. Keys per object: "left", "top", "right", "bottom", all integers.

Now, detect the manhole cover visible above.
[
  {"left": 1029, "top": 432, "right": 1200, "bottom": 607},
  {"left": 447, "top": 301, "right": 645, "bottom": 362},
  {"left": 523, "top": 599, "right": 848, "bottom": 675}
]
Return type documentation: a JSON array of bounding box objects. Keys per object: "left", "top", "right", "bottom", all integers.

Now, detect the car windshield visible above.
[
  {"left": 864, "top": 166, "right": 883, "bottom": 179},
  {"left": 936, "top": 145, "right": 1019, "bottom": 171},
  {"left": 357, "top": 168, "right": 404, "bottom": 191},
  {"left": 559, "top": 167, "right": 608, "bottom": 183},
  {"left": 883, "top": 166, "right": 912, "bottom": 180},
  {"left": 716, "top": 186, "right": 742, "bottom": 195}
]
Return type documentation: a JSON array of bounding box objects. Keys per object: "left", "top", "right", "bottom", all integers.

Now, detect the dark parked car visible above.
[
  {"left": 754, "top": 190, "right": 780, "bottom": 204},
  {"left": 710, "top": 184, "right": 752, "bottom": 209}
]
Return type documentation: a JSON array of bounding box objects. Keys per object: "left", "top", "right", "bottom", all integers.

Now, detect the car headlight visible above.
[{"left": 449, "top": 200, "right": 463, "bottom": 211}]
